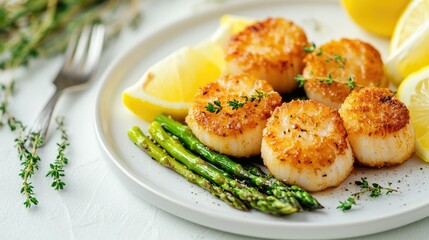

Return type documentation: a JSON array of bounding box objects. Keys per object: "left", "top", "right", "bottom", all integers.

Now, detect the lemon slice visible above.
[
  {"left": 340, "top": 0, "right": 411, "bottom": 37},
  {"left": 385, "top": 0, "right": 429, "bottom": 86},
  {"left": 122, "top": 15, "right": 254, "bottom": 122},
  {"left": 397, "top": 65, "right": 429, "bottom": 162},
  {"left": 123, "top": 46, "right": 222, "bottom": 121}
]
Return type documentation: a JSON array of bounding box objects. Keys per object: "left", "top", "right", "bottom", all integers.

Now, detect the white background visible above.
[{"left": 1, "top": 0, "right": 429, "bottom": 239}]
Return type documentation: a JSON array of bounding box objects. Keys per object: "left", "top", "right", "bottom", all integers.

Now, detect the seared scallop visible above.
[
  {"left": 303, "top": 38, "right": 387, "bottom": 109},
  {"left": 186, "top": 74, "right": 282, "bottom": 157},
  {"left": 224, "top": 17, "right": 309, "bottom": 94},
  {"left": 338, "top": 87, "right": 415, "bottom": 167},
  {"left": 261, "top": 100, "right": 354, "bottom": 192}
]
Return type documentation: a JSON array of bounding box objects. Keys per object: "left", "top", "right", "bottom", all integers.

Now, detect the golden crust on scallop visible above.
[
  {"left": 339, "top": 87, "right": 410, "bottom": 136},
  {"left": 339, "top": 87, "right": 415, "bottom": 167},
  {"left": 303, "top": 38, "right": 387, "bottom": 109},
  {"left": 186, "top": 74, "right": 282, "bottom": 157},
  {"left": 262, "top": 100, "right": 354, "bottom": 191},
  {"left": 225, "top": 17, "right": 309, "bottom": 93}
]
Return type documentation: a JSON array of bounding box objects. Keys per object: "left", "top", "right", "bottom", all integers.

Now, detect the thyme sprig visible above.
[
  {"left": 295, "top": 74, "right": 358, "bottom": 91},
  {"left": 300, "top": 43, "right": 358, "bottom": 91},
  {"left": 2, "top": 0, "right": 138, "bottom": 208},
  {"left": 1, "top": 0, "right": 141, "bottom": 133},
  {"left": 0, "top": 0, "right": 141, "bottom": 70},
  {"left": 0, "top": 79, "right": 24, "bottom": 131},
  {"left": 304, "top": 42, "right": 346, "bottom": 68},
  {"left": 337, "top": 177, "right": 398, "bottom": 211},
  {"left": 205, "top": 90, "right": 269, "bottom": 114},
  {"left": 46, "top": 116, "right": 69, "bottom": 190},
  {"left": 16, "top": 130, "right": 44, "bottom": 208}
]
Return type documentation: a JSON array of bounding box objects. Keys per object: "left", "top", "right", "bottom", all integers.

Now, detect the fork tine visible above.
[
  {"left": 61, "top": 27, "right": 80, "bottom": 71},
  {"left": 83, "top": 25, "right": 105, "bottom": 75},
  {"left": 69, "top": 26, "right": 92, "bottom": 71}
]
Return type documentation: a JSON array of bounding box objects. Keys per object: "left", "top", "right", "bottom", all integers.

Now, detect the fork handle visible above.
[{"left": 29, "top": 88, "right": 63, "bottom": 145}]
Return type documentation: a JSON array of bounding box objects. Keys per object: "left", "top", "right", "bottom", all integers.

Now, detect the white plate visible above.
[{"left": 94, "top": 0, "right": 429, "bottom": 239}]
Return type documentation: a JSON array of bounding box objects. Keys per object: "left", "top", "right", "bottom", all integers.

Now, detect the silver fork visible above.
[{"left": 29, "top": 24, "right": 105, "bottom": 145}]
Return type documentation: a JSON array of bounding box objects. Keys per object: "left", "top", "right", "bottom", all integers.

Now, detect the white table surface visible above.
[{"left": 1, "top": 0, "right": 429, "bottom": 239}]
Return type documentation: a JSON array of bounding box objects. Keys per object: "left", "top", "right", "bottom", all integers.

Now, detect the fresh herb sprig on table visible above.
[
  {"left": 0, "top": 0, "right": 142, "bottom": 132},
  {"left": 16, "top": 130, "right": 44, "bottom": 208},
  {"left": 337, "top": 177, "right": 398, "bottom": 211},
  {"left": 46, "top": 117, "right": 70, "bottom": 191},
  {"left": 15, "top": 116, "right": 70, "bottom": 207},
  {"left": 0, "top": 80, "right": 22, "bottom": 130},
  {"left": 0, "top": 0, "right": 141, "bottom": 70},
  {"left": 205, "top": 90, "right": 270, "bottom": 114},
  {"left": 1, "top": 0, "right": 140, "bottom": 208}
]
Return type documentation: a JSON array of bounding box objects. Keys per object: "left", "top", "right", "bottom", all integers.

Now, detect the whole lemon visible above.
[{"left": 341, "top": 0, "right": 411, "bottom": 37}]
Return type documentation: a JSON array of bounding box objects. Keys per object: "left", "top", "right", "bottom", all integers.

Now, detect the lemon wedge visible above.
[
  {"left": 122, "top": 46, "right": 223, "bottom": 121},
  {"left": 385, "top": 0, "right": 429, "bottom": 86},
  {"left": 397, "top": 65, "right": 429, "bottom": 162},
  {"left": 122, "top": 15, "right": 254, "bottom": 121},
  {"left": 341, "top": 0, "right": 411, "bottom": 37}
]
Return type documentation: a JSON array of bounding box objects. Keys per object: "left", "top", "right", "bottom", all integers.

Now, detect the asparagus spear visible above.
[
  {"left": 148, "top": 122, "right": 298, "bottom": 215},
  {"left": 155, "top": 114, "right": 323, "bottom": 210},
  {"left": 242, "top": 162, "right": 322, "bottom": 210},
  {"left": 128, "top": 126, "right": 248, "bottom": 211}
]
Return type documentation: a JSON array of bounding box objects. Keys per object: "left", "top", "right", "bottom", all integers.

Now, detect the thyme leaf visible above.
[
  {"left": 227, "top": 99, "right": 245, "bottom": 110},
  {"left": 345, "top": 76, "right": 356, "bottom": 90},
  {"left": 303, "top": 42, "right": 324, "bottom": 56},
  {"left": 294, "top": 75, "right": 306, "bottom": 88},
  {"left": 304, "top": 42, "right": 317, "bottom": 53}
]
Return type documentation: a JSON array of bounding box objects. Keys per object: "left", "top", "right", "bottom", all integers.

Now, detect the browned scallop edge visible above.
[{"left": 341, "top": 87, "right": 410, "bottom": 136}]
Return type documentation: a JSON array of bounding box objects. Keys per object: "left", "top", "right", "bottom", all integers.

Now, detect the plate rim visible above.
[{"left": 94, "top": 0, "right": 429, "bottom": 239}]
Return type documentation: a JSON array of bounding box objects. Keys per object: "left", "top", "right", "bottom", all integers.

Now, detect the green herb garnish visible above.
[
  {"left": 0, "top": 80, "right": 22, "bottom": 130},
  {"left": 304, "top": 42, "right": 317, "bottom": 53},
  {"left": 205, "top": 90, "right": 269, "bottom": 114},
  {"left": 294, "top": 75, "right": 306, "bottom": 88},
  {"left": 16, "top": 130, "right": 44, "bottom": 208},
  {"left": 295, "top": 73, "right": 357, "bottom": 91},
  {"left": 345, "top": 76, "right": 356, "bottom": 90},
  {"left": 227, "top": 99, "right": 245, "bottom": 110},
  {"left": 337, "top": 178, "right": 397, "bottom": 212},
  {"left": 46, "top": 117, "right": 70, "bottom": 191},
  {"left": 205, "top": 100, "right": 223, "bottom": 113}
]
